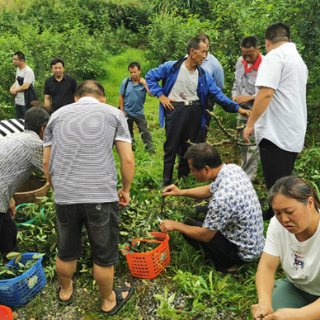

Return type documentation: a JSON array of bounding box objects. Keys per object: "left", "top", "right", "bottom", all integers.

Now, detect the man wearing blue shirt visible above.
[
  {"left": 119, "top": 62, "right": 154, "bottom": 153},
  {"left": 146, "top": 36, "right": 250, "bottom": 187}
]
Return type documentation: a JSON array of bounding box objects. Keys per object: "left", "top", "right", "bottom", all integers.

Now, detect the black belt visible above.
[{"left": 171, "top": 100, "right": 202, "bottom": 106}]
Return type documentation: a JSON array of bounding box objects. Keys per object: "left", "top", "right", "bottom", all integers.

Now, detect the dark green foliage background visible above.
[{"left": 0, "top": 0, "right": 319, "bottom": 130}]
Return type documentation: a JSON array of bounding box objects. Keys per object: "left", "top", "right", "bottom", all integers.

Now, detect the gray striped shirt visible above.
[
  {"left": 0, "top": 130, "right": 43, "bottom": 212},
  {"left": 0, "top": 119, "right": 24, "bottom": 138},
  {"left": 43, "top": 97, "right": 131, "bottom": 205}
]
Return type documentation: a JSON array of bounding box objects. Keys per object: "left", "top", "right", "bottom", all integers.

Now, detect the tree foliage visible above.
[{"left": 0, "top": 0, "right": 319, "bottom": 123}]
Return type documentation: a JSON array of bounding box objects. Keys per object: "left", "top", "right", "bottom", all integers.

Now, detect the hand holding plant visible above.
[
  {"left": 160, "top": 220, "right": 177, "bottom": 233},
  {"left": 162, "top": 185, "right": 182, "bottom": 197},
  {"left": 251, "top": 303, "right": 273, "bottom": 319}
]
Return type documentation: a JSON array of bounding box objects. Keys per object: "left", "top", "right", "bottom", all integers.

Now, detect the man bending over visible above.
[{"left": 160, "top": 143, "right": 265, "bottom": 273}]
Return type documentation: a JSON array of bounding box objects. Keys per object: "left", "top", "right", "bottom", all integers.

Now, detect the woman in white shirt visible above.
[{"left": 251, "top": 176, "right": 320, "bottom": 320}]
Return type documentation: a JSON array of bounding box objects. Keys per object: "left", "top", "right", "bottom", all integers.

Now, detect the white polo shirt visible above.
[{"left": 254, "top": 42, "right": 308, "bottom": 152}]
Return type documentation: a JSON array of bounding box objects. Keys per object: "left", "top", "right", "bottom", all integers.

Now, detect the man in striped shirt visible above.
[
  {"left": 0, "top": 107, "right": 50, "bottom": 254},
  {"left": 43, "top": 80, "right": 135, "bottom": 314},
  {"left": 0, "top": 118, "right": 24, "bottom": 138}
]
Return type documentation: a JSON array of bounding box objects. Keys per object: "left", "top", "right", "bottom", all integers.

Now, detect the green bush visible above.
[{"left": 0, "top": 25, "right": 108, "bottom": 104}]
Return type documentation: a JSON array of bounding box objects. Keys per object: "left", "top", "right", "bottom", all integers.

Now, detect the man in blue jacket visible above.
[{"left": 146, "top": 36, "right": 250, "bottom": 187}]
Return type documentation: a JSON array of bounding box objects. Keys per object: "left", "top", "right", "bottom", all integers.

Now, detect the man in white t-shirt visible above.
[
  {"left": 10, "top": 51, "right": 36, "bottom": 119},
  {"left": 243, "top": 23, "right": 308, "bottom": 220}
]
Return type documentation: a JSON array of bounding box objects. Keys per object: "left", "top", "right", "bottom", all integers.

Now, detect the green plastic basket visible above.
[{"left": 15, "top": 204, "right": 45, "bottom": 228}]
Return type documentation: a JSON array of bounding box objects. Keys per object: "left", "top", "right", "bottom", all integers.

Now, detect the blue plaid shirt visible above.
[{"left": 203, "top": 164, "right": 265, "bottom": 261}]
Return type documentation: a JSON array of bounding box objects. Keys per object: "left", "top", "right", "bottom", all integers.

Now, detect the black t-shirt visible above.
[{"left": 44, "top": 74, "right": 77, "bottom": 111}]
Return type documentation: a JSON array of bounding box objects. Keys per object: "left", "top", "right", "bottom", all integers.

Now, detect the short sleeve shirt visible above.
[
  {"left": 119, "top": 78, "right": 146, "bottom": 116},
  {"left": 264, "top": 215, "right": 320, "bottom": 296},
  {"left": 43, "top": 97, "right": 131, "bottom": 204},
  {"left": 201, "top": 53, "right": 224, "bottom": 90},
  {"left": 0, "top": 131, "right": 43, "bottom": 212},
  {"left": 44, "top": 74, "right": 77, "bottom": 111},
  {"left": 203, "top": 164, "right": 265, "bottom": 261},
  {"left": 0, "top": 119, "right": 24, "bottom": 138},
  {"left": 15, "top": 66, "right": 35, "bottom": 105},
  {"left": 168, "top": 62, "right": 199, "bottom": 101},
  {"left": 254, "top": 43, "right": 308, "bottom": 152}
]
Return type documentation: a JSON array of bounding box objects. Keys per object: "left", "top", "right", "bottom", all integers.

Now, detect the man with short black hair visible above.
[
  {"left": 43, "top": 80, "right": 134, "bottom": 314},
  {"left": 232, "top": 36, "right": 263, "bottom": 181},
  {"left": 160, "top": 143, "right": 265, "bottom": 273},
  {"left": 44, "top": 58, "right": 77, "bottom": 111},
  {"left": 119, "top": 62, "right": 154, "bottom": 153},
  {"left": 0, "top": 106, "right": 50, "bottom": 254},
  {"left": 146, "top": 37, "right": 250, "bottom": 187},
  {"left": 243, "top": 23, "right": 308, "bottom": 220},
  {"left": 10, "top": 51, "right": 36, "bottom": 119}
]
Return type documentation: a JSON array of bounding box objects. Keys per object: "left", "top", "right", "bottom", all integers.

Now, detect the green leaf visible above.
[
  {"left": 168, "top": 292, "right": 176, "bottom": 304},
  {"left": 6, "top": 252, "right": 21, "bottom": 260},
  {"left": 32, "top": 253, "right": 45, "bottom": 259},
  {"left": 198, "top": 276, "right": 208, "bottom": 289},
  {"left": 15, "top": 254, "right": 22, "bottom": 264},
  {"left": 153, "top": 294, "right": 166, "bottom": 301}
]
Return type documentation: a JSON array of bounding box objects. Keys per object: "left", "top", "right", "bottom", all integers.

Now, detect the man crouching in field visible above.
[
  {"left": 160, "top": 143, "right": 265, "bottom": 273},
  {"left": 43, "top": 80, "right": 135, "bottom": 314}
]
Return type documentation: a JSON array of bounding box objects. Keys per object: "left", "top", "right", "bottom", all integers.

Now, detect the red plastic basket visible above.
[
  {"left": 0, "top": 305, "right": 13, "bottom": 319},
  {"left": 123, "top": 232, "right": 170, "bottom": 279}
]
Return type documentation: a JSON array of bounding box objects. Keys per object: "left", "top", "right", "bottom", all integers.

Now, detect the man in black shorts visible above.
[{"left": 43, "top": 80, "right": 135, "bottom": 314}]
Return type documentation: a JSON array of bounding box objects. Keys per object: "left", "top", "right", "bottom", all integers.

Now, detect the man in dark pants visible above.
[
  {"left": 0, "top": 198, "right": 16, "bottom": 254},
  {"left": 10, "top": 51, "right": 35, "bottom": 119},
  {"left": 146, "top": 36, "right": 250, "bottom": 187},
  {"left": 119, "top": 62, "right": 155, "bottom": 153},
  {"left": 243, "top": 23, "right": 308, "bottom": 220},
  {"left": 160, "top": 143, "right": 265, "bottom": 272},
  {"left": 0, "top": 107, "right": 50, "bottom": 254},
  {"left": 44, "top": 58, "right": 77, "bottom": 112}
]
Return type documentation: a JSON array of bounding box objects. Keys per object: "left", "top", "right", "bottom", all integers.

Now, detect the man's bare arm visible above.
[
  {"left": 162, "top": 184, "right": 211, "bottom": 199},
  {"left": 12, "top": 83, "right": 31, "bottom": 94},
  {"left": 243, "top": 87, "right": 274, "bottom": 143},
  {"left": 139, "top": 78, "right": 154, "bottom": 97},
  {"left": 160, "top": 220, "right": 217, "bottom": 242},
  {"left": 10, "top": 80, "right": 17, "bottom": 96},
  {"left": 44, "top": 95, "right": 51, "bottom": 108},
  {"left": 115, "top": 140, "right": 135, "bottom": 207},
  {"left": 43, "top": 146, "right": 53, "bottom": 189},
  {"left": 119, "top": 94, "right": 126, "bottom": 117}
]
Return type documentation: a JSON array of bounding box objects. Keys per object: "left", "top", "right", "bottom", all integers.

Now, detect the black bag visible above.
[{"left": 17, "top": 76, "right": 39, "bottom": 109}]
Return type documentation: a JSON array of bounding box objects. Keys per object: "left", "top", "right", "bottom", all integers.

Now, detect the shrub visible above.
[{"left": 0, "top": 25, "right": 108, "bottom": 104}]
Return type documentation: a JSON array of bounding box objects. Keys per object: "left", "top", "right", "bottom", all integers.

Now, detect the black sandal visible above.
[
  {"left": 102, "top": 280, "right": 134, "bottom": 315},
  {"left": 57, "top": 282, "right": 75, "bottom": 305}
]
